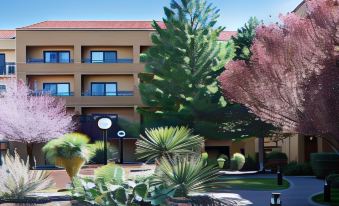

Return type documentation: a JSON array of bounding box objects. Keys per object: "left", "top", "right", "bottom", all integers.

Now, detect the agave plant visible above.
[
  {"left": 43, "top": 133, "right": 93, "bottom": 179},
  {"left": 0, "top": 151, "right": 54, "bottom": 199},
  {"left": 135, "top": 126, "right": 204, "bottom": 162},
  {"left": 152, "top": 156, "right": 221, "bottom": 200}
]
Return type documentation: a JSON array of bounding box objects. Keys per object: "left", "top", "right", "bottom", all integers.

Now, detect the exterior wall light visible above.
[{"left": 270, "top": 193, "right": 281, "bottom": 206}]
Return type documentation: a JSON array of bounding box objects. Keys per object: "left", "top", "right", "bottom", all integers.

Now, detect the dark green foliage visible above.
[
  {"left": 117, "top": 117, "right": 141, "bottom": 139},
  {"left": 266, "top": 152, "right": 288, "bottom": 172},
  {"left": 231, "top": 17, "right": 259, "bottom": 61},
  {"left": 241, "top": 155, "right": 258, "bottom": 171},
  {"left": 311, "top": 153, "right": 339, "bottom": 178},
  {"left": 283, "top": 161, "right": 313, "bottom": 176},
  {"left": 327, "top": 174, "right": 339, "bottom": 188},
  {"left": 89, "top": 141, "right": 118, "bottom": 164},
  {"left": 139, "top": 0, "right": 273, "bottom": 140}
]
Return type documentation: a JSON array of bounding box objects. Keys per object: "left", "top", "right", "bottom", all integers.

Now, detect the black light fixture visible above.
[
  {"left": 117, "top": 130, "right": 126, "bottom": 164},
  {"left": 324, "top": 179, "right": 331, "bottom": 202},
  {"left": 97, "top": 117, "right": 113, "bottom": 165},
  {"left": 277, "top": 167, "right": 283, "bottom": 185},
  {"left": 270, "top": 193, "right": 282, "bottom": 206}
]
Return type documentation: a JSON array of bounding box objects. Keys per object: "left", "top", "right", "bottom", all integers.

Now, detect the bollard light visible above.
[
  {"left": 270, "top": 193, "right": 282, "bottom": 206},
  {"left": 324, "top": 179, "right": 331, "bottom": 202},
  {"left": 277, "top": 169, "right": 283, "bottom": 186}
]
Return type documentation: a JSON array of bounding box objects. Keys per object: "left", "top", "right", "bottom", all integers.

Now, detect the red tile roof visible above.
[
  {"left": 19, "top": 21, "right": 166, "bottom": 30},
  {"left": 218, "top": 31, "right": 237, "bottom": 41},
  {"left": 0, "top": 30, "right": 16, "bottom": 39}
]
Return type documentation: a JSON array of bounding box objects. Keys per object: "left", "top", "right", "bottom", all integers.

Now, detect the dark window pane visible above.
[
  {"left": 44, "top": 52, "right": 58, "bottom": 63},
  {"left": 43, "top": 83, "right": 57, "bottom": 95},
  {"left": 0, "top": 54, "right": 5, "bottom": 75},
  {"left": 0, "top": 85, "right": 6, "bottom": 92},
  {"left": 91, "top": 83, "right": 105, "bottom": 96},
  {"left": 104, "top": 51, "right": 117, "bottom": 63}
]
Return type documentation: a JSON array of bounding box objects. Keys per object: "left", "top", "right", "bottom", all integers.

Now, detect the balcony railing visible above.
[
  {"left": 26, "top": 58, "right": 74, "bottom": 64},
  {"left": 31, "top": 90, "right": 74, "bottom": 96},
  {"left": 82, "top": 91, "right": 134, "bottom": 96},
  {"left": 0, "top": 62, "right": 16, "bottom": 75},
  {"left": 81, "top": 58, "right": 133, "bottom": 64}
]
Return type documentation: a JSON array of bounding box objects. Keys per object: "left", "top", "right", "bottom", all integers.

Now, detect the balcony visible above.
[
  {"left": 0, "top": 62, "right": 16, "bottom": 76},
  {"left": 82, "top": 90, "right": 134, "bottom": 96},
  {"left": 27, "top": 58, "right": 74, "bottom": 64},
  {"left": 31, "top": 90, "right": 74, "bottom": 96},
  {"left": 81, "top": 58, "right": 133, "bottom": 64}
]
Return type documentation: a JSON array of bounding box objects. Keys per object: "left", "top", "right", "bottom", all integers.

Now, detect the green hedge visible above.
[
  {"left": 283, "top": 161, "right": 313, "bottom": 176},
  {"left": 310, "top": 153, "right": 339, "bottom": 178},
  {"left": 327, "top": 174, "right": 339, "bottom": 188}
]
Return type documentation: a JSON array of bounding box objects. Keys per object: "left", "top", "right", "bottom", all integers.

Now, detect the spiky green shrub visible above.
[
  {"left": 94, "top": 163, "right": 124, "bottom": 184},
  {"left": 152, "top": 156, "right": 221, "bottom": 201},
  {"left": 136, "top": 126, "right": 204, "bottom": 162},
  {"left": 89, "top": 141, "right": 118, "bottom": 164},
  {"left": 0, "top": 151, "right": 54, "bottom": 199},
  {"left": 230, "top": 153, "right": 246, "bottom": 171},
  {"left": 42, "top": 133, "right": 93, "bottom": 164}
]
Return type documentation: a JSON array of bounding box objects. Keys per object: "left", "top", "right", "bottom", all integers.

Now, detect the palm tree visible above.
[
  {"left": 135, "top": 126, "right": 204, "bottom": 162},
  {"left": 42, "top": 133, "right": 93, "bottom": 179}
]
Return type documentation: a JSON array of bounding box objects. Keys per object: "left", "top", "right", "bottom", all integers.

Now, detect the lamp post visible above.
[
  {"left": 97, "top": 117, "right": 113, "bottom": 165},
  {"left": 270, "top": 193, "right": 282, "bottom": 206},
  {"left": 117, "top": 130, "right": 126, "bottom": 164}
]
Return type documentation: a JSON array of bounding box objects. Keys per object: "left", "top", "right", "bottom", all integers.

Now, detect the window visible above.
[
  {"left": 91, "top": 82, "right": 117, "bottom": 96},
  {"left": 0, "top": 85, "right": 6, "bottom": 92},
  {"left": 0, "top": 54, "right": 5, "bottom": 75},
  {"left": 44, "top": 51, "right": 70, "bottom": 63},
  {"left": 43, "top": 83, "right": 70, "bottom": 96},
  {"left": 91, "top": 51, "right": 117, "bottom": 63}
]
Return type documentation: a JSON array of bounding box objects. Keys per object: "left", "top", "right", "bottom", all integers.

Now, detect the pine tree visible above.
[{"left": 139, "top": 0, "right": 271, "bottom": 139}]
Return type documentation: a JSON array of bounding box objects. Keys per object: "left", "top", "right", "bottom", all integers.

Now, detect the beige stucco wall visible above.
[
  {"left": 82, "top": 107, "right": 136, "bottom": 121},
  {"left": 82, "top": 46, "right": 133, "bottom": 59},
  {"left": 27, "top": 75, "right": 75, "bottom": 91},
  {"left": 0, "top": 50, "right": 16, "bottom": 62},
  {"left": 0, "top": 39, "right": 15, "bottom": 50},
  {"left": 82, "top": 75, "right": 134, "bottom": 92},
  {"left": 279, "top": 134, "right": 304, "bottom": 163},
  {"left": 26, "top": 46, "right": 74, "bottom": 60}
]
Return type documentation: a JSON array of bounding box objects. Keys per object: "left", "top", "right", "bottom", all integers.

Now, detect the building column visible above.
[
  {"left": 17, "top": 72, "right": 27, "bottom": 83},
  {"left": 74, "top": 44, "right": 82, "bottom": 64},
  {"left": 74, "top": 73, "right": 82, "bottom": 97},
  {"left": 133, "top": 45, "right": 140, "bottom": 64},
  {"left": 258, "top": 137, "right": 265, "bottom": 171}
]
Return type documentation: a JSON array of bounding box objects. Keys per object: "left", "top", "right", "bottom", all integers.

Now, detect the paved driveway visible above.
[{"left": 209, "top": 176, "right": 324, "bottom": 206}]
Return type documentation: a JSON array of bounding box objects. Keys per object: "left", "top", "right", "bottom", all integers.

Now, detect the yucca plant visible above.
[
  {"left": 43, "top": 133, "right": 93, "bottom": 179},
  {"left": 0, "top": 151, "right": 54, "bottom": 199},
  {"left": 136, "top": 126, "right": 204, "bottom": 162},
  {"left": 152, "top": 155, "right": 221, "bottom": 201}
]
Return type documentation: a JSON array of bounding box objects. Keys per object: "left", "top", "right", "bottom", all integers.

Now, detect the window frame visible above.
[
  {"left": 42, "top": 82, "right": 71, "bottom": 96},
  {"left": 90, "top": 51, "right": 117, "bottom": 63},
  {"left": 90, "top": 82, "right": 118, "bottom": 96},
  {"left": 43, "top": 51, "right": 71, "bottom": 63}
]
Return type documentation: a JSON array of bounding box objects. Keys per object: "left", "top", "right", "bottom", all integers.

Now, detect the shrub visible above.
[
  {"left": 310, "top": 153, "right": 339, "bottom": 178},
  {"left": 241, "top": 155, "right": 258, "bottom": 171},
  {"left": 89, "top": 141, "right": 118, "bottom": 164},
  {"left": 217, "top": 154, "right": 229, "bottom": 169},
  {"left": 266, "top": 152, "right": 288, "bottom": 172},
  {"left": 0, "top": 151, "right": 54, "bottom": 199},
  {"left": 230, "top": 153, "right": 245, "bottom": 171},
  {"left": 327, "top": 174, "right": 339, "bottom": 188},
  {"left": 43, "top": 133, "right": 94, "bottom": 179},
  {"left": 151, "top": 156, "right": 221, "bottom": 204},
  {"left": 72, "top": 164, "right": 150, "bottom": 206},
  {"left": 136, "top": 126, "right": 204, "bottom": 162},
  {"left": 283, "top": 161, "right": 313, "bottom": 176}
]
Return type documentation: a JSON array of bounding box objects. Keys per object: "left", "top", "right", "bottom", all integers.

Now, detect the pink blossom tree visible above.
[
  {"left": 219, "top": 0, "right": 339, "bottom": 151},
  {"left": 0, "top": 80, "right": 75, "bottom": 165}
]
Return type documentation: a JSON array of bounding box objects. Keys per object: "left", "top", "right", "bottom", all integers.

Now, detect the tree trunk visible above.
[
  {"left": 26, "top": 143, "right": 35, "bottom": 169},
  {"left": 258, "top": 137, "right": 265, "bottom": 172}
]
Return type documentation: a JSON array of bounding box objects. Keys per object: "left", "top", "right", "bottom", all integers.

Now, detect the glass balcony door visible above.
[
  {"left": 91, "top": 51, "right": 117, "bottom": 63},
  {"left": 43, "top": 83, "right": 70, "bottom": 96},
  {"left": 91, "top": 82, "right": 117, "bottom": 96},
  {"left": 0, "top": 54, "right": 5, "bottom": 75},
  {"left": 44, "top": 51, "right": 70, "bottom": 63}
]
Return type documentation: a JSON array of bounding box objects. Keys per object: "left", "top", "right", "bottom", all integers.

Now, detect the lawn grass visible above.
[
  {"left": 218, "top": 177, "right": 290, "bottom": 190},
  {"left": 312, "top": 189, "right": 339, "bottom": 206}
]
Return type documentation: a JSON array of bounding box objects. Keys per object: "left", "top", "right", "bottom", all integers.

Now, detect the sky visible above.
[{"left": 0, "top": 0, "right": 302, "bottom": 30}]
